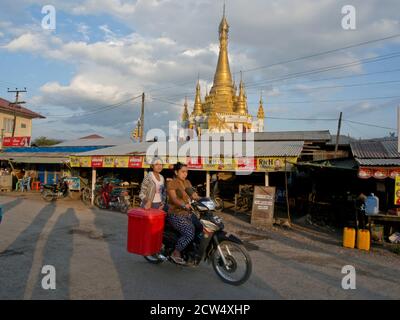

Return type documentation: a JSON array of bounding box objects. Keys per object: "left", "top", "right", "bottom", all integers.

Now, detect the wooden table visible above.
[{"left": 366, "top": 213, "right": 400, "bottom": 243}]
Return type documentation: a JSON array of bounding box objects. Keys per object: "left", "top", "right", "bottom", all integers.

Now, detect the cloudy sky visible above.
[{"left": 0, "top": 0, "right": 399, "bottom": 140}]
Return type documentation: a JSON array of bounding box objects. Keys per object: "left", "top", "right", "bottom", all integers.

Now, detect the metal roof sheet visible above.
[
  {"left": 73, "top": 141, "right": 304, "bottom": 158},
  {"left": 53, "top": 137, "right": 131, "bottom": 147},
  {"left": 351, "top": 139, "right": 400, "bottom": 159},
  {"left": 356, "top": 158, "right": 400, "bottom": 166},
  {"left": 225, "top": 130, "right": 331, "bottom": 142}
]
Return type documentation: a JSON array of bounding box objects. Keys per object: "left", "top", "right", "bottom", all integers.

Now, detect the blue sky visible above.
[{"left": 0, "top": 0, "right": 399, "bottom": 140}]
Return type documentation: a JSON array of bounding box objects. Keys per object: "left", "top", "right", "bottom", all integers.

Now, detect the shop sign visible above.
[
  {"left": 70, "top": 156, "right": 80, "bottom": 167},
  {"left": 64, "top": 177, "right": 80, "bottom": 191},
  {"left": 91, "top": 156, "right": 103, "bottom": 168},
  {"left": 114, "top": 156, "right": 129, "bottom": 168},
  {"left": 358, "top": 167, "right": 373, "bottom": 179},
  {"left": 2, "top": 136, "right": 30, "bottom": 147},
  {"left": 251, "top": 186, "right": 276, "bottom": 228},
  {"left": 103, "top": 156, "right": 115, "bottom": 168},
  {"left": 257, "top": 157, "right": 287, "bottom": 172},
  {"left": 236, "top": 157, "right": 256, "bottom": 171},
  {"left": 187, "top": 157, "right": 202, "bottom": 169},
  {"left": 373, "top": 168, "right": 388, "bottom": 179},
  {"left": 389, "top": 169, "right": 400, "bottom": 179},
  {"left": 395, "top": 176, "right": 400, "bottom": 205},
  {"left": 79, "top": 157, "right": 91, "bottom": 167},
  {"left": 128, "top": 156, "right": 143, "bottom": 168}
]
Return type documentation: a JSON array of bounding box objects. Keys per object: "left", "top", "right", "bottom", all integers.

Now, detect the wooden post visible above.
[
  {"left": 265, "top": 172, "right": 269, "bottom": 186},
  {"left": 206, "top": 171, "right": 211, "bottom": 197},
  {"left": 91, "top": 168, "right": 96, "bottom": 206}
]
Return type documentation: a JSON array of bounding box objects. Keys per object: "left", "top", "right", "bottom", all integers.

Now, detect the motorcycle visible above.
[
  {"left": 144, "top": 189, "right": 252, "bottom": 286},
  {"left": 41, "top": 177, "right": 70, "bottom": 202},
  {"left": 196, "top": 180, "right": 224, "bottom": 212},
  {"left": 95, "top": 182, "right": 130, "bottom": 213}
]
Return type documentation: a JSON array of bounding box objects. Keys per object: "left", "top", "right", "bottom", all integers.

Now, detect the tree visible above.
[{"left": 32, "top": 136, "right": 63, "bottom": 146}]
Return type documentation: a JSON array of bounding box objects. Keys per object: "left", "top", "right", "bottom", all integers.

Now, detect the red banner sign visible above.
[
  {"left": 2, "top": 136, "right": 31, "bottom": 147},
  {"left": 128, "top": 156, "right": 142, "bottom": 168},
  {"left": 237, "top": 157, "right": 256, "bottom": 171},
  {"left": 359, "top": 167, "right": 400, "bottom": 179},
  {"left": 91, "top": 156, "right": 103, "bottom": 168},
  {"left": 187, "top": 157, "right": 202, "bottom": 169}
]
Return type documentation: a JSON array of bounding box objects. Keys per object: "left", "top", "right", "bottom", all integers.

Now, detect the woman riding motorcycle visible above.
[
  {"left": 139, "top": 157, "right": 167, "bottom": 211},
  {"left": 166, "top": 162, "right": 202, "bottom": 265}
]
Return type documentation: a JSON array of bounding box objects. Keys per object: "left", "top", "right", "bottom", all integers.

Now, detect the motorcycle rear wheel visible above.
[
  {"left": 212, "top": 241, "right": 252, "bottom": 286},
  {"left": 42, "top": 190, "right": 55, "bottom": 202}
]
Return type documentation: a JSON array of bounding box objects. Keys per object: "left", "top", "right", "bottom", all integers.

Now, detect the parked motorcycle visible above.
[
  {"left": 94, "top": 182, "right": 130, "bottom": 213},
  {"left": 144, "top": 188, "right": 252, "bottom": 286},
  {"left": 41, "top": 177, "right": 70, "bottom": 202}
]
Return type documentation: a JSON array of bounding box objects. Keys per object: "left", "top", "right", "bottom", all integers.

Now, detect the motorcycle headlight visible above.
[{"left": 203, "top": 201, "right": 216, "bottom": 210}]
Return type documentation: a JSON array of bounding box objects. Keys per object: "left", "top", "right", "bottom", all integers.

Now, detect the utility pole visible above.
[
  {"left": 398, "top": 106, "right": 400, "bottom": 153},
  {"left": 334, "top": 112, "right": 343, "bottom": 157},
  {"left": 140, "top": 92, "right": 145, "bottom": 142},
  {"left": 7, "top": 87, "right": 27, "bottom": 137}
]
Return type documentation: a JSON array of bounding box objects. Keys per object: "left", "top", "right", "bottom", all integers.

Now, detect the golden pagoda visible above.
[{"left": 182, "top": 5, "right": 264, "bottom": 134}]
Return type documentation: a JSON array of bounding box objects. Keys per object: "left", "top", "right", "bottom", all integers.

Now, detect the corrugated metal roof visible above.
[
  {"left": 382, "top": 140, "right": 400, "bottom": 157},
  {"left": 351, "top": 139, "right": 400, "bottom": 158},
  {"left": 3, "top": 146, "right": 104, "bottom": 153},
  {"left": 356, "top": 159, "right": 400, "bottom": 166},
  {"left": 230, "top": 130, "right": 331, "bottom": 142},
  {"left": 53, "top": 137, "right": 131, "bottom": 147},
  {"left": 0, "top": 153, "right": 68, "bottom": 164},
  {"left": 74, "top": 141, "right": 304, "bottom": 158}
]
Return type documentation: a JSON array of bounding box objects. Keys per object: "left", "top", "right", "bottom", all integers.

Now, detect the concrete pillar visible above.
[
  {"left": 265, "top": 172, "right": 269, "bottom": 187},
  {"left": 206, "top": 171, "right": 211, "bottom": 197},
  {"left": 91, "top": 168, "right": 96, "bottom": 206}
]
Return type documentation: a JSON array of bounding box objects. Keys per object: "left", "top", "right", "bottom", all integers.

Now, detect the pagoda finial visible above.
[
  {"left": 257, "top": 92, "right": 265, "bottom": 119},
  {"left": 192, "top": 81, "right": 203, "bottom": 116},
  {"left": 182, "top": 96, "right": 189, "bottom": 122}
]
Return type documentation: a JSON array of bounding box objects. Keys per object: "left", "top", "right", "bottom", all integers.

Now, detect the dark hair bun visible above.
[{"left": 174, "top": 162, "right": 187, "bottom": 171}]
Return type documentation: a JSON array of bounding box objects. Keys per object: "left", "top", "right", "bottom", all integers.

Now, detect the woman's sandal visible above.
[{"left": 170, "top": 255, "right": 186, "bottom": 265}]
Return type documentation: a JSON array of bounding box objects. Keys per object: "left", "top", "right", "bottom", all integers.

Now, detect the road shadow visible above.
[
  {"left": 1, "top": 197, "right": 24, "bottom": 215},
  {"left": 0, "top": 203, "right": 56, "bottom": 299},
  {"left": 92, "top": 208, "right": 283, "bottom": 299},
  {"left": 30, "top": 208, "right": 79, "bottom": 299}
]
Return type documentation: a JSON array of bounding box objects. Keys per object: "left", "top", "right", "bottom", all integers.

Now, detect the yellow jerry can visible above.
[
  {"left": 357, "top": 229, "right": 371, "bottom": 251},
  {"left": 343, "top": 227, "right": 356, "bottom": 249}
]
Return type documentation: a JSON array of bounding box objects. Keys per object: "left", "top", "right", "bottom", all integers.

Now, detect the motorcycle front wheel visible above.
[
  {"left": 212, "top": 241, "right": 252, "bottom": 286},
  {"left": 42, "top": 190, "right": 55, "bottom": 202},
  {"left": 95, "top": 195, "right": 107, "bottom": 209}
]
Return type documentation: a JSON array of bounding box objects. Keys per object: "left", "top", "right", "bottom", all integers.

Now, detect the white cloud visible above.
[{"left": 1, "top": 0, "right": 400, "bottom": 138}]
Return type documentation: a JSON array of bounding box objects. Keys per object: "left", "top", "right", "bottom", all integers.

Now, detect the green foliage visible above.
[{"left": 32, "top": 136, "right": 62, "bottom": 146}]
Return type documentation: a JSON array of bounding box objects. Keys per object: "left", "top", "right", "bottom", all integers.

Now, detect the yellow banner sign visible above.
[
  {"left": 79, "top": 157, "right": 91, "bottom": 168},
  {"left": 257, "top": 157, "right": 297, "bottom": 172},
  {"left": 114, "top": 156, "right": 129, "bottom": 168},
  {"left": 70, "top": 156, "right": 80, "bottom": 167},
  {"left": 395, "top": 176, "right": 400, "bottom": 205}
]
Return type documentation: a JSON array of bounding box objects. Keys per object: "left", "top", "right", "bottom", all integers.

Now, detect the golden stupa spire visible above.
[
  {"left": 192, "top": 78, "right": 203, "bottom": 116},
  {"left": 209, "top": 3, "right": 233, "bottom": 95},
  {"left": 257, "top": 93, "right": 265, "bottom": 119},
  {"left": 236, "top": 71, "right": 247, "bottom": 114},
  {"left": 182, "top": 96, "right": 189, "bottom": 122}
]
